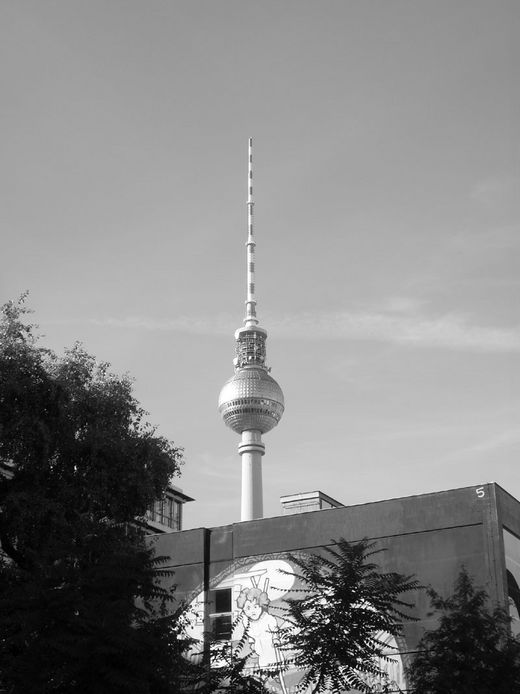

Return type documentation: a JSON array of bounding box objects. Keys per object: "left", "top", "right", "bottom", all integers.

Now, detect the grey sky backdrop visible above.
[{"left": 2, "top": 1, "right": 519, "bottom": 529}]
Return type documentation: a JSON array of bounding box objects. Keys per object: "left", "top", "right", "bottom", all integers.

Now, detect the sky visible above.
[{"left": 1, "top": 0, "right": 519, "bottom": 530}]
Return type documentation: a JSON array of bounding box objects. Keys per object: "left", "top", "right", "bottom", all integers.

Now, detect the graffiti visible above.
[
  {"left": 231, "top": 561, "right": 293, "bottom": 692},
  {"left": 183, "top": 556, "right": 406, "bottom": 693},
  {"left": 504, "top": 528, "right": 520, "bottom": 637},
  {"left": 237, "top": 586, "right": 281, "bottom": 667}
]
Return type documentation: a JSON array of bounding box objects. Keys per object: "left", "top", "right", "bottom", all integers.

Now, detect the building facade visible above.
[
  {"left": 144, "top": 484, "right": 193, "bottom": 533},
  {"left": 150, "top": 482, "right": 520, "bottom": 692}
]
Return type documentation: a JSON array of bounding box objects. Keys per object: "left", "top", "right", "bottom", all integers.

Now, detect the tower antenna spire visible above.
[{"left": 245, "top": 137, "right": 258, "bottom": 326}]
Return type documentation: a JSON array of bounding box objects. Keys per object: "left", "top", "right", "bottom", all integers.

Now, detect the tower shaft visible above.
[{"left": 239, "top": 430, "right": 265, "bottom": 520}]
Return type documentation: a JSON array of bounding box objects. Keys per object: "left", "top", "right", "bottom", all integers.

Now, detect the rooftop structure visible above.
[
  {"left": 218, "top": 139, "right": 284, "bottom": 521},
  {"left": 144, "top": 484, "right": 194, "bottom": 534},
  {"left": 280, "top": 490, "right": 344, "bottom": 515}
]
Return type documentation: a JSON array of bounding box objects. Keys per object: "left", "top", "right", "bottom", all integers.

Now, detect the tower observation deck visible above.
[{"left": 218, "top": 138, "right": 284, "bottom": 521}]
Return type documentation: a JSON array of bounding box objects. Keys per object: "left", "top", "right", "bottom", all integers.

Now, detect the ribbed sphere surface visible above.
[{"left": 218, "top": 367, "right": 284, "bottom": 434}]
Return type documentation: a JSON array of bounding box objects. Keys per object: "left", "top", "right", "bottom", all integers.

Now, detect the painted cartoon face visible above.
[{"left": 243, "top": 598, "right": 263, "bottom": 621}]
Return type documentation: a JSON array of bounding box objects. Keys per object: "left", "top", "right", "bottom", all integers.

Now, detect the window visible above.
[
  {"left": 145, "top": 494, "right": 182, "bottom": 531},
  {"left": 209, "top": 588, "right": 233, "bottom": 640}
]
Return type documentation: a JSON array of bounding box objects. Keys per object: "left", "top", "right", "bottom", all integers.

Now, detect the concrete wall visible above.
[{"left": 150, "top": 482, "right": 517, "bottom": 655}]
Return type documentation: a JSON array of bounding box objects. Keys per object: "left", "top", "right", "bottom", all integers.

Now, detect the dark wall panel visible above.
[{"left": 231, "top": 485, "right": 488, "bottom": 559}]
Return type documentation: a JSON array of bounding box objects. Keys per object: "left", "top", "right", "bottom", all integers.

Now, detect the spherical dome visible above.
[{"left": 218, "top": 367, "right": 284, "bottom": 434}]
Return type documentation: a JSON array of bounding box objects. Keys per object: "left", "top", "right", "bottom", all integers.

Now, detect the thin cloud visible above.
[
  {"left": 90, "top": 309, "right": 520, "bottom": 354},
  {"left": 268, "top": 310, "right": 520, "bottom": 353},
  {"left": 433, "top": 428, "right": 520, "bottom": 468},
  {"left": 470, "top": 175, "right": 520, "bottom": 212},
  {"left": 377, "top": 296, "right": 427, "bottom": 314},
  {"left": 90, "top": 314, "right": 234, "bottom": 336},
  {"left": 449, "top": 224, "right": 520, "bottom": 252},
  {"left": 192, "top": 451, "right": 238, "bottom": 480}
]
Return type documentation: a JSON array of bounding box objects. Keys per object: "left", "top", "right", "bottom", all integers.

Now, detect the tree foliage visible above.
[
  {"left": 278, "top": 538, "right": 419, "bottom": 694},
  {"left": 407, "top": 567, "right": 520, "bottom": 694},
  {"left": 0, "top": 296, "right": 185, "bottom": 693},
  {"left": 196, "top": 644, "right": 271, "bottom": 694}
]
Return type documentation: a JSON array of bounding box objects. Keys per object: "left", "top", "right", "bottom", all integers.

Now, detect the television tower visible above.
[{"left": 218, "top": 138, "right": 285, "bottom": 521}]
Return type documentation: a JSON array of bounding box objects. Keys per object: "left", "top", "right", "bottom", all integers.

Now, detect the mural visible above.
[
  {"left": 504, "top": 528, "right": 520, "bottom": 637},
  {"left": 183, "top": 555, "right": 407, "bottom": 693}
]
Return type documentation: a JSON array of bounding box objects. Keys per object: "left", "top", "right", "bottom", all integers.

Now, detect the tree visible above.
[
  {"left": 277, "top": 538, "right": 419, "bottom": 694},
  {"left": 407, "top": 567, "right": 520, "bottom": 694},
  {"left": 0, "top": 296, "right": 184, "bottom": 693},
  {"left": 194, "top": 644, "right": 271, "bottom": 694}
]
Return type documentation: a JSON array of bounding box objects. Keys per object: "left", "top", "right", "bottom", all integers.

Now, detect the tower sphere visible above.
[{"left": 218, "top": 366, "right": 284, "bottom": 435}]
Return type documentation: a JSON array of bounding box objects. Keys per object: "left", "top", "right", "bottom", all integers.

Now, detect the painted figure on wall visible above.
[
  {"left": 231, "top": 562, "right": 293, "bottom": 692},
  {"left": 182, "top": 556, "right": 406, "bottom": 693},
  {"left": 183, "top": 559, "right": 297, "bottom": 692},
  {"left": 237, "top": 586, "right": 281, "bottom": 669}
]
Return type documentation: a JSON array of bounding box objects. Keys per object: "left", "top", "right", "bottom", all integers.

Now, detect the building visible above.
[
  {"left": 144, "top": 484, "right": 193, "bottom": 533},
  {"left": 0, "top": 458, "right": 192, "bottom": 535},
  {"left": 151, "top": 482, "right": 520, "bottom": 692}
]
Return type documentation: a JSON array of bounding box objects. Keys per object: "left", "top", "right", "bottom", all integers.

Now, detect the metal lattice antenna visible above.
[{"left": 244, "top": 137, "right": 258, "bottom": 327}]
